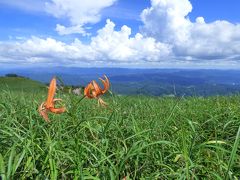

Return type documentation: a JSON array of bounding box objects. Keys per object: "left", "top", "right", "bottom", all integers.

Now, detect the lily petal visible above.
[
  {"left": 49, "top": 107, "right": 66, "bottom": 114},
  {"left": 53, "top": 98, "right": 63, "bottom": 103},
  {"left": 38, "top": 103, "right": 50, "bottom": 122},
  {"left": 99, "top": 75, "right": 109, "bottom": 93},
  {"left": 46, "top": 77, "right": 57, "bottom": 108},
  {"left": 84, "top": 83, "right": 94, "bottom": 98},
  {"left": 98, "top": 98, "right": 107, "bottom": 107},
  {"left": 92, "top": 80, "right": 102, "bottom": 95}
]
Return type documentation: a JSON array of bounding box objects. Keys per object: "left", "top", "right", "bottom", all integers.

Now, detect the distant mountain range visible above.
[{"left": 1, "top": 67, "right": 240, "bottom": 96}]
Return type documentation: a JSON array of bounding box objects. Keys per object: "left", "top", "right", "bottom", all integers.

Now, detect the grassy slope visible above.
[
  {"left": 0, "top": 77, "right": 45, "bottom": 92},
  {"left": 0, "top": 78, "right": 240, "bottom": 179}
]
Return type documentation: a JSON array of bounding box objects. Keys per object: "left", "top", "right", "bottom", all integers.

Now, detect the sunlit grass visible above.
[{"left": 0, "top": 89, "right": 240, "bottom": 179}]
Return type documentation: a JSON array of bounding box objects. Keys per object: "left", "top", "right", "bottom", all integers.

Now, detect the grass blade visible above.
[{"left": 224, "top": 125, "right": 240, "bottom": 180}]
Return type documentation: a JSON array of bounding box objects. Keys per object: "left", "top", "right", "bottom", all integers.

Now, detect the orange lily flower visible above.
[
  {"left": 84, "top": 75, "right": 110, "bottom": 106},
  {"left": 38, "top": 77, "right": 66, "bottom": 122}
]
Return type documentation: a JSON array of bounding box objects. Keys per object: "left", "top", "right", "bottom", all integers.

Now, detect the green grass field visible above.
[
  {"left": 0, "top": 77, "right": 240, "bottom": 179},
  {"left": 0, "top": 77, "right": 45, "bottom": 92}
]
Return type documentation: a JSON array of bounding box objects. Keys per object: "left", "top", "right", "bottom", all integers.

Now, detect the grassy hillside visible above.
[
  {"left": 0, "top": 76, "right": 45, "bottom": 92},
  {"left": 0, "top": 81, "right": 240, "bottom": 179}
]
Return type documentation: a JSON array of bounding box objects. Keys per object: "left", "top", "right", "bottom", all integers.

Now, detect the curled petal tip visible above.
[
  {"left": 38, "top": 103, "right": 50, "bottom": 122},
  {"left": 53, "top": 98, "right": 63, "bottom": 102},
  {"left": 98, "top": 98, "right": 108, "bottom": 107}
]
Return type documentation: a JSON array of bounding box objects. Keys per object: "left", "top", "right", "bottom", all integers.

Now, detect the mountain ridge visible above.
[{"left": 1, "top": 67, "right": 240, "bottom": 96}]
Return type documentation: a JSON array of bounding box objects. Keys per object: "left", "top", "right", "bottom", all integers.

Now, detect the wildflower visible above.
[
  {"left": 38, "top": 77, "right": 66, "bottom": 122},
  {"left": 84, "top": 75, "right": 110, "bottom": 106}
]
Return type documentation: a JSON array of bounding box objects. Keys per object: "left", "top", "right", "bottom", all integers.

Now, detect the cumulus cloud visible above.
[
  {"left": 141, "top": 0, "right": 192, "bottom": 44},
  {"left": 0, "top": 20, "right": 171, "bottom": 65},
  {"left": 1, "top": 0, "right": 240, "bottom": 67},
  {"left": 141, "top": 0, "right": 240, "bottom": 61},
  {"left": 0, "top": 37, "right": 96, "bottom": 65},
  {"left": 91, "top": 19, "right": 171, "bottom": 62},
  {"left": 45, "top": 0, "right": 116, "bottom": 35}
]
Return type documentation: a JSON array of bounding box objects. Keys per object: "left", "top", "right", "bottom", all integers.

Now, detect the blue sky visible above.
[
  {"left": 0, "top": 0, "right": 240, "bottom": 68},
  {"left": 0, "top": 0, "right": 150, "bottom": 41}
]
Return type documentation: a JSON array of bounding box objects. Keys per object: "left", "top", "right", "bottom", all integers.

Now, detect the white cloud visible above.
[
  {"left": 141, "top": 0, "right": 192, "bottom": 44},
  {"left": 45, "top": 0, "right": 117, "bottom": 35},
  {"left": 91, "top": 19, "right": 171, "bottom": 62},
  {"left": 1, "top": 0, "right": 240, "bottom": 67},
  {"left": 0, "top": 37, "right": 96, "bottom": 65},
  {"left": 140, "top": 0, "right": 240, "bottom": 61},
  {"left": 0, "top": 20, "right": 171, "bottom": 65},
  {"left": 55, "top": 24, "right": 90, "bottom": 36}
]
